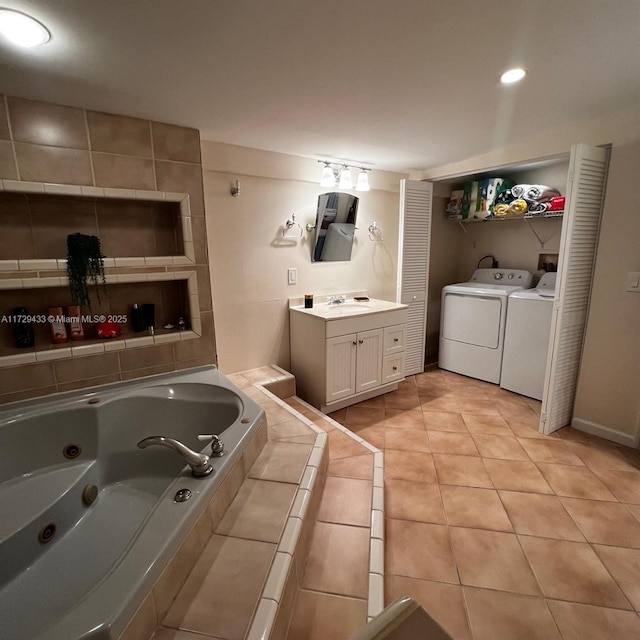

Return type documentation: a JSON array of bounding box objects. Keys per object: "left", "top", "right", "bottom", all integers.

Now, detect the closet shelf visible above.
[{"left": 448, "top": 211, "right": 564, "bottom": 223}]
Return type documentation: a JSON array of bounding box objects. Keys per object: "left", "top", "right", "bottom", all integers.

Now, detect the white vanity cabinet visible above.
[{"left": 289, "top": 300, "right": 408, "bottom": 412}]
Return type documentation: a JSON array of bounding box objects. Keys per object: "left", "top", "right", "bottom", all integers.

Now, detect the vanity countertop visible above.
[{"left": 290, "top": 298, "right": 408, "bottom": 320}]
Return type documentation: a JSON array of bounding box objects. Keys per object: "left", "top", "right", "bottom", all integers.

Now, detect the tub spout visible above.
[{"left": 137, "top": 436, "right": 213, "bottom": 477}]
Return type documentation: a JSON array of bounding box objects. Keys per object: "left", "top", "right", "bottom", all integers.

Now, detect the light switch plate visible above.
[
  {"left": 288, "top": 267, "right": 297, "bottom": 285},
  {"left": 626, "top": 272, "right": 640, "bottom": 292}
]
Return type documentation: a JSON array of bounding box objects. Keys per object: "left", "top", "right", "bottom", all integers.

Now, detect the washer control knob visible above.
[
  {"left": 494, "top": 272, "right": 503, "bottom": 280},
  {"left": 508, "top": 273, "right": 515, "bottom": 279}
]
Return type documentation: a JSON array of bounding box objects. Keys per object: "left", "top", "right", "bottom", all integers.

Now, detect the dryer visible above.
[
  {"left": 500, "top": 272, "right": 557, "bottom": 400},
  {"left": 439, "top": 269, "right": 534, "bottom": 384}
]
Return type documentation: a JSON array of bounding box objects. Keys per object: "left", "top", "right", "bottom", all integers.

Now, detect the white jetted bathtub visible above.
[{"left": 0, "top": 366, "right": 265, "bottom": 640}]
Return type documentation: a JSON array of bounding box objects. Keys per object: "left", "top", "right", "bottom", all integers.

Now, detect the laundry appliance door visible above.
[{"left": 441, "top": 293, "right": 503, "bottom": 349}]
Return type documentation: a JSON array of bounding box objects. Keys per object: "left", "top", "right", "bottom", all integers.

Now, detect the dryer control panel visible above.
[{"left": 469, "top": 269, "right": 534, "bottom": 288}]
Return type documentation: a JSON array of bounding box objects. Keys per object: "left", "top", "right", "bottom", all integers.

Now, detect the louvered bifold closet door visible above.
[
  {"left": 397, "top": 180, "right": 433, "bottom": 376},
  {"left": 541, "top": 144, "right": 609, "bottom": 434}
]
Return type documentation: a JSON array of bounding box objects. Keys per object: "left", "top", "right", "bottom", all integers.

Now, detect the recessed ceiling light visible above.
[
  {"left": 0, "top": 9, "right": 51, "bottom": 48},
  {"left": 500, "top": 68, "right": 527, "bottom": 84}
]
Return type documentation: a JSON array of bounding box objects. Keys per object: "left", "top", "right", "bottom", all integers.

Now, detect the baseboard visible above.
[{"left": 571, "top": 417, "right": 640, "bottom": 449}]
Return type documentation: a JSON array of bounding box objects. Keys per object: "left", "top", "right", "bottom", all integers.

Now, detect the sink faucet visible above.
[
  {"left": 137, "top": 436, "right": 213, "bottom": 477},
  {"left": 327, "top": 295, "right": 346, "bottom": 305}
]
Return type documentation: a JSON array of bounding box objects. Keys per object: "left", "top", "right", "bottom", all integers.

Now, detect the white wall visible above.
[
  {"left": 201, "top": 142, "right": 408, "bottom": 373},
  {"left": 572, "top": 141, "right": 640, "bottom": 441}
]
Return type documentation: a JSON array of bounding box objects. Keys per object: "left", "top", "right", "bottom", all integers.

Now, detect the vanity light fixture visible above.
[
  {"left": 500, "top": 67, "right": 527, "bottom": 84},
  {"left": 338, "top": 165, "right": 353, "bottom": 190},
  {"left": 317, "top": 160, "right": 371, "bottom": 191},
  {"left": 0, "top": 9, "right": 51, "bottom": 47},
  {"left": 356, "top": 169, "right": 370, "bottom": 192},
  {"left": 320, "top": 162, "right": 336, "bottom": 187}
]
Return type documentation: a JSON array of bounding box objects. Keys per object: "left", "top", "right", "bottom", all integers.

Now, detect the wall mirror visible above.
[{"left": 310, "top": 192, "right": 359, "bottom": 262}]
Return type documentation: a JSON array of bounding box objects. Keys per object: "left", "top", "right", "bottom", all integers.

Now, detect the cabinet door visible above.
[
  {"left": 355, "top": 329, "right": 383, "bottom": 393},
  {"left": 326, "top": 334, "right": 357, "bottom": 402},
  {"left": 384, "top": 324, "right": 406, "bottom": 355},
  {"left": 397, "top": 179, "right": 433, "bottom": 375}
]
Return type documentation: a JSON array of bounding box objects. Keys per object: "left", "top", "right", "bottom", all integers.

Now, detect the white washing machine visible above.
[
  {"left": 500, "top": 272, "right": 557, "bottom": 400},
  {"left": 439, "top": 269, "right": 534, "bottom": 384}
]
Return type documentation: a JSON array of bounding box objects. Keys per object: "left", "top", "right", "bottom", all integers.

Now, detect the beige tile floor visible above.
[{"left": 296, "top": 368, "right": 640, "bottom": 640}]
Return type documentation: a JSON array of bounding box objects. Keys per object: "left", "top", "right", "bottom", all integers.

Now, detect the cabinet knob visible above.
[
  {"left": 358, "top": 339, "right": 363, "bottom": 344},
  {"left": 392, "top": 366, "right": 398, "bottom": 371},
  {"left": 393, "top": 337, "right": 399, "bottom": 342},
  {"left": 412, "top": 295, "right": 417, "bottom": 300},
  {"left": 352, "top": 341, "right": 357, "bottom": 346}
]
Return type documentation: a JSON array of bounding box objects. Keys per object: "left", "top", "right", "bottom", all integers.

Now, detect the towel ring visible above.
[{"left": 283, "top": 213, "right": 303, "bottom": 238}]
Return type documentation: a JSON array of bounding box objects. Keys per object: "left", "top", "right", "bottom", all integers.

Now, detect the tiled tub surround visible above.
[
  {"left": 0, "top": 367, "right": 266, "bottom": 640},
  {"left": 120, "top": 366, "right": 331, "bottom": 640},
  {"left": 127, "top": 364, "right": 388, "bottom": 640},
  {"left": 0, "top": 94, "right": 214, "bottom": 401}
]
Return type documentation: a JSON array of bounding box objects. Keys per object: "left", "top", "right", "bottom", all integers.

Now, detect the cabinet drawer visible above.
[
  {"left": 382, "top": 353, "right": 405, "bottom": 383},
  {"left": 383, "top": 324, "right": 406, "bottom": 355}
]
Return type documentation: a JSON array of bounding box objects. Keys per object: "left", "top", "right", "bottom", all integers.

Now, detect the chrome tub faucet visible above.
[{"left": 137, "top": 436, "right": 213, "bottom": 477}]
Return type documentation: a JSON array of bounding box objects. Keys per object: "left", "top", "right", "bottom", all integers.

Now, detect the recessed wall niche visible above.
[
  {"left": 0, "top": 193, "right": 182, "bottom": 260},
  {"left": 0, "top": 182, "right": 195, "bottom": 270}
]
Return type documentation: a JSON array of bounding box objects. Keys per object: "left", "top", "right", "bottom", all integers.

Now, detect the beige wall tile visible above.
[
  {"left": 120, "top": 363, "right": 175, "bottom": 381},
  {"left": 8, "top": 97, "right": 88, "bottom": 149},
  {"left": 87, "top": 111, "right": 152, "bottom": 157},
  {"left": 0, "top": 140, "right": 17, "bottom": 178},
  {"left": 248, "top": 441, "right": 312, "bottom": 484},
  {"left": 152, "top": 207, "right": 180, "bottom": 256},
  {"left": 92, "top": 152, "right": 155, "bottom": 190},
  {"left": 57, "top": 373, "right": 122, "bottom": 393},
  {"left": 97, "top": 211, "right": 157, "bottom": 257},
  {"left": 190, "top": 217, "right": 208, "bottom": 264},
  {"left": 173, "top": 311, "right": 215, "bottom": 362},
  {"left": 0, "top": 385, "right": 58, "bottom": 405},
  {"left": 119, "top": 592, "right": 157, "bottom": 640},
  {"left": 0, "top": 95, "right": 9, "bottom": 139},
  {"left": 0, "top": 362, "right": 55, "bottom": 394},
  {"left": 119, "top": 343, "right": 174, "bottom": 371},
  {"left": 208, "top": 458, "right": 245, "bottom": 530},
  {"left": 152, "top": 122, "right": 201, "bottom": 164},
  {"left": 163, "top": 535, "right": 275, "bottom": 639},
  {"left": 53, "top": 352, "right": 120, "bottom": 383},
  {"left": 0, "top": 195, "right": 36, "bottom": 260},
  {"left": 214, "top": 478, "right": 297, "bottom": 543},
  {"left": 302, "top": 521, "right": 370, "bottom": 597},
  {"left": 155, "top": 160, "right": 204, "bottom": 215},
  {"left": 15, "top": 143, "right": 92, "bottom": 185},
  {"left": 31, "top": 210, "right": 99, "bottom": 260},
  {"left": 287, "top": 590, "right": 367, "bottom": 640},
  {"left": 152, "top": 512, "right": 211, "bottom": 622}
]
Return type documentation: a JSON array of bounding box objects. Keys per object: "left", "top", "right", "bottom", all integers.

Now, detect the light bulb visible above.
[
  {"left": 320, "top": 164, "right": 335, "bottom": 187},
  {"left": 500, "top": 68, "right": 527, "bottom": 84},
  {"left": 0, "top": 9, "right": 50, "bottom": 48},
  {"left": 356, "top": 170, "right": 370, "bottom": 192},
  {"left": 338, "top": 167, "right": 353, "bottom": 190}
]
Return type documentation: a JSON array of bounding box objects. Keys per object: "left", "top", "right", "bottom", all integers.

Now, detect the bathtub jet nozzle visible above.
[{"left": 137, "top": 436, "right": 214, "bottom": 477}]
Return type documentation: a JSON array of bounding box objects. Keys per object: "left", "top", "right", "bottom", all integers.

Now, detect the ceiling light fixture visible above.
[
  {"left": 317, "top": 160, "right": 371, "bottom": 191},
  {"left": 500, "top": 67, "right": 527, "bottom": 84},
  {"left": 0, "top": 9, "right": 50, "bottom": 48}
]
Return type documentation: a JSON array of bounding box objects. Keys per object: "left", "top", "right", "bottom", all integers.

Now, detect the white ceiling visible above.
[{"left": 1, "top": 0, "right": 638, "bottom": 172}]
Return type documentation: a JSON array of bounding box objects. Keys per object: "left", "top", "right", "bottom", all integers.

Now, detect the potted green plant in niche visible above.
[{"left": 66, "top": 233, "right": 107, "bottom": 309}]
